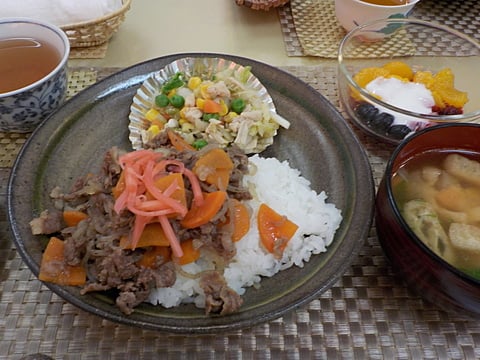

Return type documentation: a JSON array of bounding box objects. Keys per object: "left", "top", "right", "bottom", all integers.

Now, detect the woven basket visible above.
[
  {"left": 235, "top": 0, "right": 289, "bottom": 11},
  {"left": 61, "top": 0, "right": 132, "bottom": 48}
]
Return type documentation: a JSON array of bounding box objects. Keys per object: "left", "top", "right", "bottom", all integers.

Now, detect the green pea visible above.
[
  {"left": 202, "top": 113, "right": 220, "bottom": 122},
  {"left": 192, "top": 139, "right": 208, "bottom": 150},
  {"left": 155, "top": 94, "right": 169, "bottom": 107},
  {"left": 169, "top": 94, "right": 185, "bottom": 109},
  {"left": 231, "top": 98, "right": 246, "bottom": 113}
]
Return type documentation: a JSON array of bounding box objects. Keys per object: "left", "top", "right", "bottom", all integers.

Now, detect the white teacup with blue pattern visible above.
[{"left": 0, "top": 18, "right": 69, "bottom": 133}]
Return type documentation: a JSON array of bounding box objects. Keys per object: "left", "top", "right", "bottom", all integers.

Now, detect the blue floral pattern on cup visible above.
[{"left": 0, "top": 67, "right": 68, "bottom": 133}]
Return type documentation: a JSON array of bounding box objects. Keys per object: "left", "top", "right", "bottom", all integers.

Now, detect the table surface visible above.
[
  {"left": 69, "top": 0, "right": 327, "bottom": 69},
  {"left": 3, "top": 1, "right": 480, "bottom": 359}
]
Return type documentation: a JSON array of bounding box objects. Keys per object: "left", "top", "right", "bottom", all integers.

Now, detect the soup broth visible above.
[
  {"left": 0, "top": 37, "right": 61, "bottom": 94},
  {"left": 359, "top": 0, "right": 408, "bottom": 5},
  {"left": 393, "top": 150, "right": 480, "bottom": 279}
]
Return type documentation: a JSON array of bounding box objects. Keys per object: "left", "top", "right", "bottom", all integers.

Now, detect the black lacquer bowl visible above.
[
  {"left": 8, "top": 53, "right": 375, "bottom": 333},
  {"left": 376, "top": 123, "right": 480, "bottom": 317}
]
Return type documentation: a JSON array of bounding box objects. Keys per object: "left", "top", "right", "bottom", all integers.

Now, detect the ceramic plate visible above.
[
  {"left": 129, "top": 57, "right": 277, "bottom": 152},
  {"left": 7, "top": 53, "right": 375, "bottom": 333}
]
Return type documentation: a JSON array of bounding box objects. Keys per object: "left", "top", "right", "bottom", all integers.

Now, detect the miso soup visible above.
[{"left": 392, "top": 150, "right": 480, "bottom": 279}]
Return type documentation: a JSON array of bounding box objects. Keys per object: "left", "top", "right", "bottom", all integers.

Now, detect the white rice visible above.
[{"left": 148, "top": 155, "right": 343, "bottom": 308}]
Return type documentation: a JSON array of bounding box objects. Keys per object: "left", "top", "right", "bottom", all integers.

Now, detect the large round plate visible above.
[{"left": 7, "top": 53, "right": 375, "bottom": 333}]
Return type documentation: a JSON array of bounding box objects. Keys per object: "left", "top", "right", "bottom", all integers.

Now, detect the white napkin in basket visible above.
[{"left": 1, "top": 0, "right": 123, "bottom": 27}]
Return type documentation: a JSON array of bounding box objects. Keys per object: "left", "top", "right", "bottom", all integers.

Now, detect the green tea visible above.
[{"left": 0, "top": 37, "right": 60, "bottom": 93}]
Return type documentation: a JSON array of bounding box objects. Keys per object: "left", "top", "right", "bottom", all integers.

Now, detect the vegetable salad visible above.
[{"left": 141, "top": 66, "right": 290, "bottom": 154}]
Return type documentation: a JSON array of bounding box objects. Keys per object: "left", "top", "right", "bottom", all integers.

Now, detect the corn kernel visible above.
[
  {"left": 147, "top": 125, "right": 161, "bottom": 136},
  {"left": 179, "top": 106, "right": 187, "bottom": 118},
  {"left": 196, "top": 98, "right": 205, "bottom": 110},
  {"left": 167, "top": 89, "right": 176, "bottom": 97},
  {"left": 224, "top": 111, "right": 238, "bottom": 123},
  {"left": 219, "top": 99, "right": 229, "bottom": 116},
  {"left": 145, "top": 108, "right": 160, "bottom": 122},
  {"left": 188, "top": 77, "right": 202, "bottom": 90},
  {"left": 200, "top": 84, "right": 210, "bottom": 99}
]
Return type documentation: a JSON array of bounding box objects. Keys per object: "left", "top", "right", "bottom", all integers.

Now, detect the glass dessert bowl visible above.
[{"left": 338, "top": 18, "right": 480, "bottom": 144}]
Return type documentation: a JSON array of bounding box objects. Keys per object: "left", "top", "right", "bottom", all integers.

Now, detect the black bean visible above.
[
  {"left": 388, "top": 125, "right": 412, "bottom": 140},
  {"left": 355, "top": 103, "right": 379, "bottom": 125},
  {"left": 370, "top": 112, "right": 395, "bottom": 133}
]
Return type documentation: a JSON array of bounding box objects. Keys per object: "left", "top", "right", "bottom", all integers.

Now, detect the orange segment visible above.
[
  {"left": 382, "top": 61, "right": 414, "bottom": 81},
  {"left": 353, "top": 67, "right": 390, "bottom": 88}
]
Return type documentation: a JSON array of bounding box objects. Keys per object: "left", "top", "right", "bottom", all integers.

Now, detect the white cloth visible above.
[{"left": 1, "top": 0, "right": 124, "bottom": 27}]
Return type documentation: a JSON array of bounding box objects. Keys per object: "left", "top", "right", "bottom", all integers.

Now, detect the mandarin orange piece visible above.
[
  {"left": 383, "top": 61, "right": 414, "bottom": 81},
  {"left": 353, "top": 67, "right": 390, "bottom": 88}
]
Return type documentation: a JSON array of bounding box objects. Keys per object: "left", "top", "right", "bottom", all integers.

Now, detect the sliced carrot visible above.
[
  {"left": 257, "top": 203, "right": 299, "bottom": 257},
  {"left": 231, "top": 200, "right": 250, "bottom": 242},
  {"left": 114, "top": 149, "right": 208, "bottom": 256},
  {"left": 39, "top": 237, "right": 86, "bottom": 286},
  {"left": 147, "top": 172, "right": 187, "bottom": 211},
  {"left": 212, "top": 169, "right": 231, "bottom": 191},
  {"left": 222, "top": 199, "right": 250, "bottom": 242},
  {"left": 136, "top": 246, "right": 171, "bottom": 269},
  {"left": 175, "top": 239, "right": 201, "bottom": 265},
  {"left": 63, "top": 210, "right": 88, "bottom": 227},
  {"left": 112, "top": 170, "right": 126, "bottom": 199},
  {"left": 435, "top": 185, "right": 471, "bottom": 212},
  {"left": 193, "top": 148, "right": 233, "bottom": 190},
  {"left": 142, "top": 160, "right": 188, "bottom": 217},
  {"left": 203, "top": 99, "right": 223, "bottom": 114},
  {"left": 167, "top": 129, "right": 196, "bottom": 152},
  {"left": 120, "top": 222, "right": 170, "bottom": 249},
  {"left": 180, "top": 191, "right": 227, "bottom": 229}
]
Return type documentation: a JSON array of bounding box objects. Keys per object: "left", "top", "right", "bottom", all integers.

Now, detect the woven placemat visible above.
[
  {"left": 70, "top": 43, "right": 109, "bottom": 59},
  {"left": 0, "top": 68, "right": 105, "bottom": 168},
  {"left": 280, "top": 0, "right": 480, "bottom": 57},
  {"left": 2, "top": 67, "right": 480, "bottom": 359}
]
